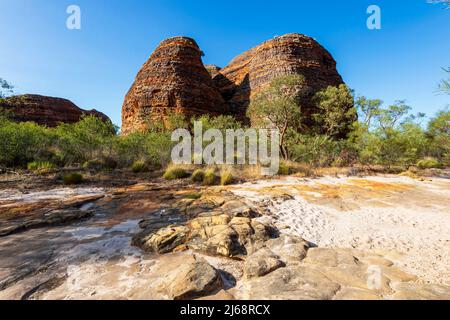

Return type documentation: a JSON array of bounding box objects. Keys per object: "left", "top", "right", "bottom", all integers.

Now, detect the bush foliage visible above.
[
  {"left": 220, "top": 170, "right": 234, "bottom": 185},
  {"left": 191, "top": 169, "right": 205, "bottom": 183},
  {"left": 163, "top": 166, "right": 190, "bottom": 180},
  {"left": 0, "top": 79, "right": 449, "bottom": 172},
  {"left": 63, "top": 173, "right": 83, "bottom": 185}
]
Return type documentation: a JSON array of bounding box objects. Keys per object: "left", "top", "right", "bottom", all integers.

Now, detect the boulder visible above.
[
  {"left": 133, "top": 225, "right": 190, "bottom": 254},
  {"left": 133, "top": 212, "right": 274, "bottom": 258},
  {"left": 155, "top": 254, "right": 222, "bottom": 300},
  {"left": 244, "top": 248, "right": 284, "bottom": 279},
  {"left": 187, "top": 216, "right": 273, "bottom": 258}
]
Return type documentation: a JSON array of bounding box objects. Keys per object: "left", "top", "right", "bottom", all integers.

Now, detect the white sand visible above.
[
  {"left": 0, "top": 187, "right": 105, "bottom": 203},
  {"left": 231, "top": 176, "right": 450, "bottom": 285}
]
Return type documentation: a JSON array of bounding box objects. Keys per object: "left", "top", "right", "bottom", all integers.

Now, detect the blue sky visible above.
[{"left": 1, "top": 0, "right": 449, "bottom": 126}]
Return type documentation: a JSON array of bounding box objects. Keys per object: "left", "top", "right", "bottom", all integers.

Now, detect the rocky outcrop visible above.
[
  {"left": 0, "top": 94, "right": 109, "bottom": 127},
  {"left": 121, "top": 33, "right": 351, "bottom": 135},
  {"left": 121, "top": 37, "right": 227, "bottom": 135},
  {"left": 132, "top": 188, "right": 272, "bottom": 258},
  {"left": 213, "top": 33, "right": 348, "bottom": 128},
  {"left": 2, "top": 179, "right": 450, "bottom": 300},
  {"left": 133, "top": 214, "right": 273, "bottom": 259}
]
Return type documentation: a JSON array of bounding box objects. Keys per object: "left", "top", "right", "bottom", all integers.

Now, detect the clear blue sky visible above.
[{"left": 1, "top": 0, "right": 449, "bottom": 126}]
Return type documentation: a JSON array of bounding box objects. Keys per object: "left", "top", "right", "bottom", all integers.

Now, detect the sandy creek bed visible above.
[
  {"left": 231, "top": 175, "right": 450, "bottom": 285},
  {"left": 0, "top": 175, "right": 448, "bottom": 299}
]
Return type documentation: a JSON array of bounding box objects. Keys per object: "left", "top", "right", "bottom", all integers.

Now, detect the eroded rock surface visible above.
[
  {"left": 243, "top": 248, "right": 284, "bottom": 279},
  {"left": 130, "top": 188, "right": 450, "bottom": 300},
  {"left": 233, "top": 245, "right": 450, "bottom": 300},
  {"left": 134, "top": 214, "right": 274, "bottom": 258},
  {"left": 1, "top": 178, "right": 449, "bottom": 300},
  {"left": 121, "top": 37, "right": 227, "bottom": 135},
  {"left": 154, "top": 254, "right": 222, "bottom": 300},
  {"left": 0, "top": 94, "right": 109, "bottom": 127},
  {"left": 213, "top": 33, "right": 349, "bottom": 130}
]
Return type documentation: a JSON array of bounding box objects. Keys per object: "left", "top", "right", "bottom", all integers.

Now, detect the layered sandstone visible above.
[
  {"left": 122, "top": 33, "right": 351, "bottom": 135},
  {"left": 121, "top": 37, "right": 227, "bottom": 135},
  {"left": 0, "top": 94, "right": 109, "bottom": 127},
  {"left": 213, "top": 33, "right": 347, "bottom": 125}
]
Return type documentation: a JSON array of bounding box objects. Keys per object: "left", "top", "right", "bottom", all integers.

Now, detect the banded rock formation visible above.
[
  {"left": 0, "top": 94, "right": 109, "bottom": 127},
  {"left": 122, "top": 33, "right": 351, "bottom": 135},
  {"left": 121, "top": 37, "right": 227, "bottom": 135},
  {"left": 213, "top": 33, "right": 346, "bottom": 124}
]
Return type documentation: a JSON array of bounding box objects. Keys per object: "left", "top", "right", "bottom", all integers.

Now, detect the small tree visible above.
[
  {"left": 372, "top": 100, "right": 412, "bottom": 133},
  {"left": 427, "top": 109, "right": 450, "bottom": 164},
  {"left": 313, "top": 84, "right": 357, "bottom": 138},
  {"left": 356, "top": 96, "right": 383, "bottom": 128},
  {"left": 438, "top": 68, "right": 450, "bottom": 94},
  {"left": 55, "top": 115, "right": 117, "bottom": 164},
  {"left": 0, "top": 78, "right": 14, "bottom": 101},
  {"left": 247, "top": 75, "right": 304, "bottom": 159}
]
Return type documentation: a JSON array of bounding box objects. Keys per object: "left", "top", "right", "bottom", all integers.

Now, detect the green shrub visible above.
[
  {"left": 131, "top": 160, "right": 148, "bottom": 173},
  {"left": 220, "top": 171, "right": 234, "bottom": 185},
  {"left": 83, "top": 157, "right": 118, "bottom": 172},
  {"left": 0, "top": 119, "right": 53, "bottom": 167},
  {"left": 63, "top": 173, "right": 83, "bottom": 185},
  {"left": 55, "top": 115, "right": 117, "bottom": 165},
  {"left": 27, "top": 161, "right": 56, "bottom": 174},
  {"left": 113, "top": 132, "right": 173, "bottom": 169},
  {"left": 163, "top": 166, "right": 190, "bottom": 180},
  {"left": 203, "top": 169, "right": 219, "bottom": 186},
  {"left": 191, "top": 169, "right": 205, "bottom": 183},
  {"left": 417, "top": 158, "right": 442, "bottom": 169},
  {"left": 286, "top": 132, "right": 344, "bottom": 167},
  {"left": 278, "top": 162, "right": 291, "bottom": 175}
]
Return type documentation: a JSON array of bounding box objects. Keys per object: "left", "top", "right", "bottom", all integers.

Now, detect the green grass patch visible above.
[
  {"left": 203, "top": 169, "right": 219, "bottom": 186},
  {"left": 220, "top": 171, "right": 234, "bottom": 185},
  {"left": 191, "top": 169, "right": 205, "bottom": 183},
  {"left": 163, "top": 166, "right": 190, "bottom": 180},
  {"left": 278, "top": 162, "right": 291, "bottom": 175},
  {"left": 131, "top": 160, "right": 148, "bottom": 173},
  {"left": 27, "top": 161, "right": 56, "bottom": 174},
  {"left": 417, "top": 158, "right": 442, "bottom": 169}
]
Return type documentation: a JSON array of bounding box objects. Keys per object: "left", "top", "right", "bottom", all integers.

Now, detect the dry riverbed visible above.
[
  {"left": 230, "top": 175, "right": 450, "bottom": 285},
  {"left": 0, "top": 173, "right": 449, "bottom": 299}
]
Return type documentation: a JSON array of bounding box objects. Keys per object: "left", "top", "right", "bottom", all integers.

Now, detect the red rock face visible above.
[
  {"left": 121, "top": 37, "right": 227, "bottom": 135},
  {"left": 121, "top": 33, "right": 351, "bottom": 135},
  {"left": 213, "top": 33, "right": 346, "bottom": 124},
  {"left": 0, "top": 94, "right": 109, "bottom": 127}
]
